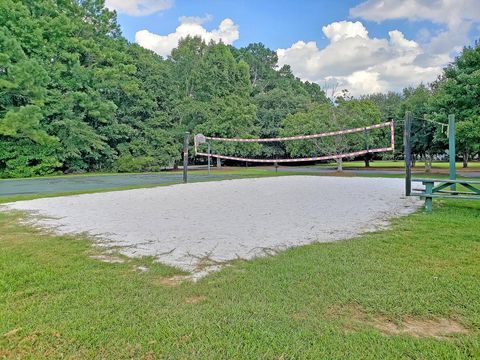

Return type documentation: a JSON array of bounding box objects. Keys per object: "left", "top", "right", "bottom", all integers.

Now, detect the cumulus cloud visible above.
[
  {"left": 350, "top": 0, "right": 480, "bottom": 55},
  {"left": 350, "top": 0, "right": 480, "bottom": 28},
  {"left": 278, "top": 1, "right": 480, "bottom": 95},
  {"left": 322, "top": 21, "right": 368, "bottom": 42},
  {"left": 105, "top": 0, "right": 173, "bottom": 16},
  {"left": 135, "top": 17, "right": 239, "bottom": 57},
  {"left": 277, "top": 21, "right": 441, "bottom": 96}
]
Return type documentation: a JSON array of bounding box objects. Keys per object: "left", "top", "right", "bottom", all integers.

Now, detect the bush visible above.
[
  {"left": 115, "top": 155, "right": 162, "bottom": 173},
  {"left": 0, "top": 137, "right": 61, "bottom": 178}
]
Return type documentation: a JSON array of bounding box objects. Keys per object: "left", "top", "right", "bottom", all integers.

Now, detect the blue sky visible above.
[
  {"left": 106, "top": 0, "right": 480, "bottom": 95},
  {"left": 116, "top": 0, "right": 449, "bottom": 50}
]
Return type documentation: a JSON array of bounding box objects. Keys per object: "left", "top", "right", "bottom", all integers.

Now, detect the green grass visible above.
[
  {"left": 316, "top": 160, "right": 480, "bottom": 169},
  {"left": 1, "top": 196, "right": 479, "bottom": 358},
  {"left": 0, "top": 167, "right": 294, "bottom": 181}
]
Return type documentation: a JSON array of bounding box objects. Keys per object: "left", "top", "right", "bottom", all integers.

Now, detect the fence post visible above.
[
  {"left": 183, "top": 131, "right": 190, "bottom": 183},
  {"left": 448, "top": 114, "right": 456, "bottom": 191},
  {"left": 404, "top": 111, "right": 412, "bottom": 196}
]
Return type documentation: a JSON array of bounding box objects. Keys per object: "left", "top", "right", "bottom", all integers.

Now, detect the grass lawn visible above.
[
  {"left": 1, "top": 182, "right": 480, "bottom": 358},
  {"left": 315, "top": 160, "right": 480, "bottom": 169},
  {"left": 0, "top": 167, "right": 301, "bottom": 181}
]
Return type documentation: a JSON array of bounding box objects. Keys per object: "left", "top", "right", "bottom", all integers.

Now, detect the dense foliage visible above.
[{"left": 1, "top": 0, "right": 479, "bottom": 177}]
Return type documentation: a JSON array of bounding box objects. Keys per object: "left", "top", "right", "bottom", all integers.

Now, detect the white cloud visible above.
[
  {"left": 277, "top": 21, "right": 441, "bottom": 96},
  {"left": 105, "top": 0, "right": 173, "bottom": 17},
  {"left": 350, "top": 0, "right": 480, "bottom": 55},
  {"left": 178, "top": 14, "right": 213, "bottom": 25},
  {"left": 350, "top": 0, "right": 480, "bottom": 28},
  {"left": 135, "top": 17, "right": 239, "bottom": 57},
  {"left": 322, "top": 21, "right": 368, "bottom": 42},
  {"left": 278, "top": 1, "right": 480, "bottom": 96}
]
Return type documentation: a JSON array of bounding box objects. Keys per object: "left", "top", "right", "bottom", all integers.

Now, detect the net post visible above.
[
  {"left": 404, "top": 112, "right": 412, "bottom": 196},
  {"left": 363, "top": 127, "right": 369, "bottom": 167},
  {"left": 390, "top": 119, "right": 395, "bottom": 151},
  {"left": 207, "top": 142, "right": 211, "bottom": 175},
  {"left": 183, "top": 131, "right": 190, "bottom": 184},
  {"left": 448, "top": 114, "right": 456, "bottom": 191}
]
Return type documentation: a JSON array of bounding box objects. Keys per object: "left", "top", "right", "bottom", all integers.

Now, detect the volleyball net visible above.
[{"left": 194, "top": 121, "right": 395, "bottom": 163}]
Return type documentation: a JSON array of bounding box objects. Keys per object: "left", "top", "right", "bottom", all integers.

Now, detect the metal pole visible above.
[
  {"left": 404, "top": 111, "right": 412, "bottom": 196},
  {"left": 207, "top": 142, "right": 211, "bottom": 175},
  {"left": 183, "top": 131, "right": 190, "bottom": 183},
  {"left": 448, "top": 114, "right": 456, "bottom": 191},
  {"left": 364, "top": 127, "right": 369, "bottom": 167}
]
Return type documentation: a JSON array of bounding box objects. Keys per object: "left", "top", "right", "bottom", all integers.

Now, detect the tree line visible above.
[{"left": 1, "top": 0, "right": 479, "bottom": 178}]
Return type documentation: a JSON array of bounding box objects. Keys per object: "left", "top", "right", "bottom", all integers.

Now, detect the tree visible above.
[
  {"left": 192, "top": 42, "right": 251, "bottom": 101},
  {"left": 456, "top": 118, "right": 480, "bottom": 167},
  {"left": 0, "top": 0, "right": 184, "bottom": 175},
  {"left": 281, "top": 99, "right": 382, "bottom": 171},
  {"left": 233, "top": 43, "right": 278, "bottom": 92},
  {"left": 335, "top": 98, "right": 383, "bottom": 167},
  {"left": 281, "top": 104, "right": 346, "bottom": 171},
  {"left": 170, "top": 36, "right": 207, "bottom": 98},
  {"left": 398, "top": 84, "right": 437, "bottom": 170},
  {"left": 429, "top": 42, "right": 480, "bottom": 167},
  {"left": 0, "top": 18, "right": 60, "bottom": 176},
  {"left": 194, "top": 95, "right": 260, "bottom": 160},
  {"left": 362, "top": 92, "right": 403, "bottom": 120}
]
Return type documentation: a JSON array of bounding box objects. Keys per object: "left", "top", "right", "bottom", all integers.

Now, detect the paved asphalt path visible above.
[
  {"left": 1, "top": 166, "right": 478, "bottom": 198},
  {"left": 0, "top": 173, "right": 244, "bottom": 198}
]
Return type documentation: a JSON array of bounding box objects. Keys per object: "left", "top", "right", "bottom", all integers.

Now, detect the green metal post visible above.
[
  {"left": 448, "top": 114, "right": 456, "bottom": 191},
  {"left": 425, "top": 181, "right": 433, "bottom": 212}
]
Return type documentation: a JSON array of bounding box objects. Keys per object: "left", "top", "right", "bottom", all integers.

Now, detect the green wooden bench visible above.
[{"left": 411, "top": 178, "right": 480, "bottom": 212}]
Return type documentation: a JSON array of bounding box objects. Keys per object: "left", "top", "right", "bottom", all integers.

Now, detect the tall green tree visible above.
[
  {"left": 397, "top": 84, "right": 439, "bottom": 170},
  {"left": 281, "top": 99, "right": 382, "bottom": 170},
  {"left": 430, "top": 42, "right": 480, "bottom": 167}
]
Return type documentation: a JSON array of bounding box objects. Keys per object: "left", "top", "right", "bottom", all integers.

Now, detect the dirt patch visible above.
[
  {"left": 177, "top": 334, "right": 191, "bottom": 345},
  {"left": 374, "top": 317, "right": 469, "bottom": 339},
  {"left": 3, "top": 327, "right": 21, "bottom": 337},
  {"left": 184, "top": 295, "right": 207, "bottom": 304},
  {"left": 328, "top": 305, "right": 469, "bottom": 339}
]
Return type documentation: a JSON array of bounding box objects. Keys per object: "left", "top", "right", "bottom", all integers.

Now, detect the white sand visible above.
[{"left": 2, "top": 176, "right": 420, "bottom": 275}]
